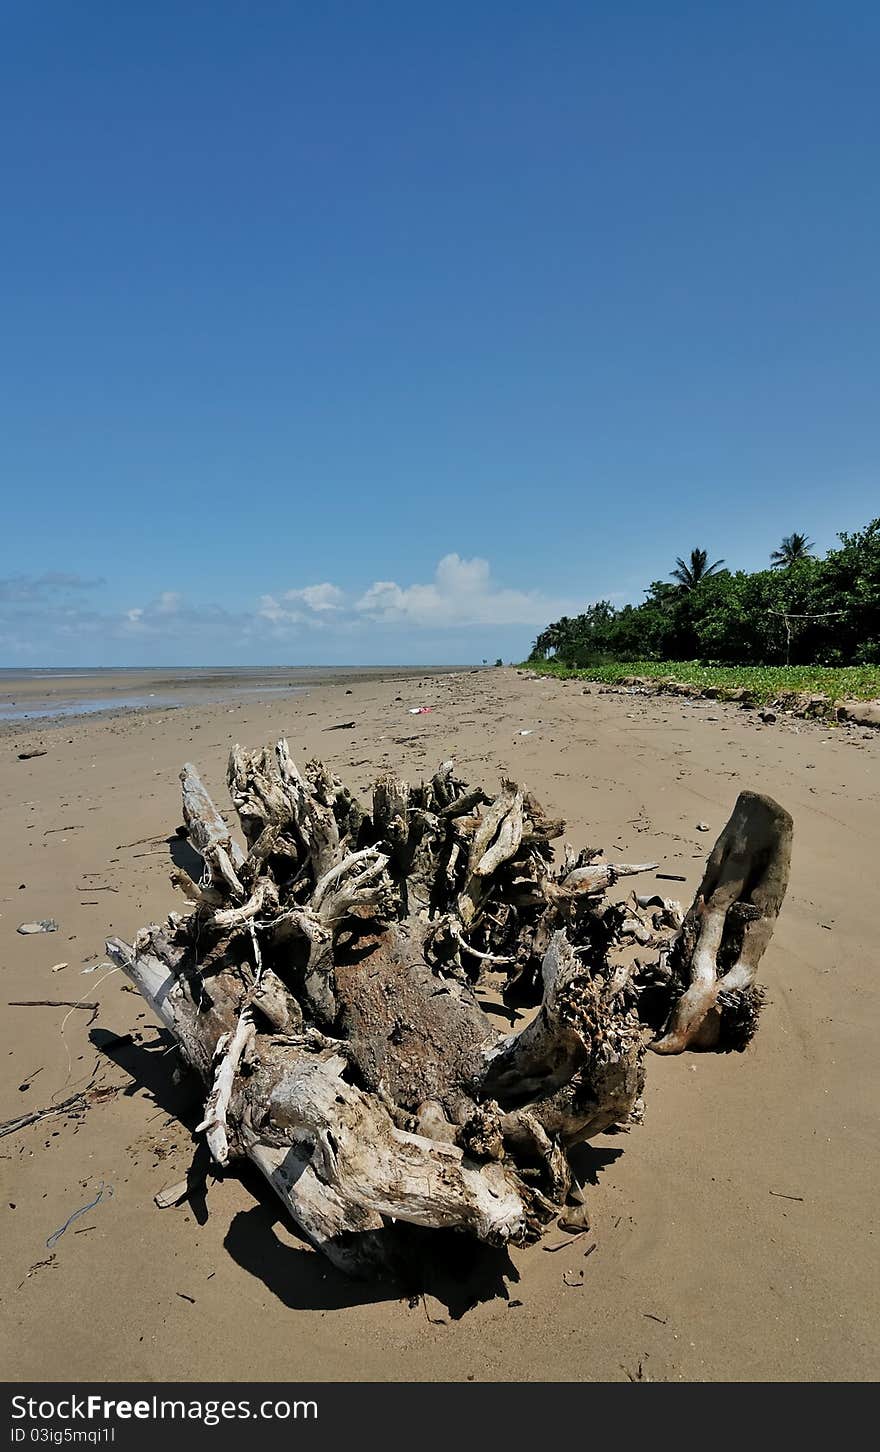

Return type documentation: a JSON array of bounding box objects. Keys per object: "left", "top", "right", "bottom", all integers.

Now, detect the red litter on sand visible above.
[{"left": 408, "top": 707, "right": 434, "bottom": 714}]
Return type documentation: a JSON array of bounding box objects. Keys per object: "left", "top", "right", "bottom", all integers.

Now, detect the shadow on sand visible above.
[{"left": 90, "top": 1026, "right": 621, "bottom": 1318}]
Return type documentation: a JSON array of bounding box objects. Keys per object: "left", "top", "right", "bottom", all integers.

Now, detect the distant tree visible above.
[
  {"left": 524, "top": 515, "right": 879, "bottom": 668},
  {"left": 530, "top": 623, "right": 562, "bottom": 659},
  {"left": 770, "top": 532, "right": 814, "bottom": 567},
  {"left": 671, "top": 548, "right": 726, "bottom": 591}
]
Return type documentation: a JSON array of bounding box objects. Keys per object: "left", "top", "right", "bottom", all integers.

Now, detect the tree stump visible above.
[{"left": 107, "top": 740, "right": 792, "bottom": 1275}]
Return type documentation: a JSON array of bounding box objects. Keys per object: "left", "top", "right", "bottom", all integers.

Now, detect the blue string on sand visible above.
[{"left": 46, "top": 1181, "right": 114, "bottom": 1248}]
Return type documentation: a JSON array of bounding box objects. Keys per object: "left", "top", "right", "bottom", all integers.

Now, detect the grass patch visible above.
[{"left": 521, "top": 659, "right": 880, "bottom": 705}]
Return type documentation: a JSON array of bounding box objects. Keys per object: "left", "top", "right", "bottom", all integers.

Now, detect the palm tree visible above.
[
  {"left": 531, "top": 623, "right": 562, "bottom": 659},
  {"left": 671, "top": 548, "right": 726, "bottom": 590},
  {"left": 770, "top": 532, "right": 813, "bottom": 567}
]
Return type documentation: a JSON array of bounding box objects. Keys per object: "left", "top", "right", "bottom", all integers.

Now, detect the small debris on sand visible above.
[{"left": 154, "top": 1179, "right": 189, "bottom": 1209}]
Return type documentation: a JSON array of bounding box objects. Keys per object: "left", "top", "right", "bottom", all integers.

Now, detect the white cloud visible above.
[
  {"left": 122, "top": 594, "right": 178, "bottom": 633},
  {"left": 258, "top": 595, "right": 310, "bottom": 627},
  {"left": 258, "top": 594, "right": 298, "bottom": 625},
  {"left": 287, "top": 583, "right": 344, "bottom": 612},
  {"left": 258, "top": 582, "right": 345, "bottom": 626},
  {"left": 1, "top": 554, "right": 583, "bottom": 662},
  {"left": 119, "top": 591, "right": 245, "bottom": 638},
  {"left": 154, "top": 590, "right": 183, "bottom": 615},
  {"left": 355, "top": 553, "right": 567, "bottom": 628},
  {"left": 122, "top": 557, "right": 574, "bottom": 639}
]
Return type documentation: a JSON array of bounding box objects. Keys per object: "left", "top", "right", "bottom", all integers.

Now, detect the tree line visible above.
[{"left": 530, "top": 517, "right": 880, "bottom": 667}]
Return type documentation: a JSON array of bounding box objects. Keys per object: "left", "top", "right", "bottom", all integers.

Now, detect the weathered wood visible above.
[
  {"left": 108, "top": 931, "right": 535, "bottom": 1254},
  {"left": 108, "top": 742, "right": 793, "bottom": 1276},
  {"left": 258, "top": 1047, "right": 532, "bottom": 1242},
  {"left": 180, "top": 763, "right": 246, "bottom": 898},
  {"left": 482, "top": 933, "right": 592, "bottom": 1101},
  {"left": 245, "top": 1140, "right": 391, "bottom": 1276},
  {"left": 332, "top": 924, "right": 495, "bottom": 1120},
  {"left": 196, "top": 1009, "right": 256, "bottom": 1166},
  {"left": 651, "top": 791, "right": 793, "bottom": 1053}
]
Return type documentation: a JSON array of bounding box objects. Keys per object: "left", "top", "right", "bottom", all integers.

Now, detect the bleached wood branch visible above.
[
  {"left": 180, "top": 763, "right": 246, "bottom": 899},
  {"left": 196, "top": 1010, "right": 256, "bottom": 1166}
]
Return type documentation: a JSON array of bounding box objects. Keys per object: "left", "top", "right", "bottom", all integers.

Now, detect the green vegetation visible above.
[
  {"left": 525, "top": 658, "right": 880, "bottom": 704},
  {"left": 529, "top": 518, "right": 880, "bottom": 672}
]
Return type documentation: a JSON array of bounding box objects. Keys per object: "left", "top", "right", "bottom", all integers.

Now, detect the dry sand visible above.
[{"left": 1, "top": 668, "right": 877, "bottom": 1381}]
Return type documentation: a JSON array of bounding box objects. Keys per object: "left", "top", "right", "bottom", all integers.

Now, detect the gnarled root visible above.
[{"left": 108, "top": 743, "right": 792, "bottom": 1276}]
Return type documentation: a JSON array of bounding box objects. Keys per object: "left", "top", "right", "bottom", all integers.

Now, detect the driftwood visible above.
[{"left": 107, "top": 741, "right": 792, "bottom": 1276}]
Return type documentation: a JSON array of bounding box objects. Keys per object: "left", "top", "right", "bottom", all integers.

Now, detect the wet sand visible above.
[
  {"left": 1, "top": 668, "right": 877, "bottom": 1381},
  {"left": 0, "top": 665, "right": 467, "bottom": 723}
]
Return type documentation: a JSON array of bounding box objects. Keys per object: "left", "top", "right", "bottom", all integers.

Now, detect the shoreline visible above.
[{"left": 0, "top": 664, "right": 480, "bottom": 733}]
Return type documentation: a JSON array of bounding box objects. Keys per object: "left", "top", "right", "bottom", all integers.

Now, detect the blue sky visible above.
[{"left": 1, "top": 1, "right": 878, "bottom": 666}]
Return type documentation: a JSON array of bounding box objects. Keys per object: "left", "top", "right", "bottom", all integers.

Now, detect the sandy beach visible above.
[{"left": 1, "top": 667, "right": 877, "bottom": 1382}]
